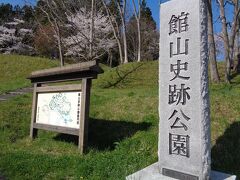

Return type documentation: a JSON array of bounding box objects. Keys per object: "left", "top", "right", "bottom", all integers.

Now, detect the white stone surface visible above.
[
  {"left": 126, "top": 163, "right": 237, "bottom": 180},
  {"left": 126, "top": 163, "right": 176, "bottom": 180},
  {"left": 159, "top": 0, "right": 210, "bottom": 179}
]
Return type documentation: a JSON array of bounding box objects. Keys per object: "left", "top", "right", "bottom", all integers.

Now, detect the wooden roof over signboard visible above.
[{"left": 28, "top": 60, "right": 104, "bottom": 83}]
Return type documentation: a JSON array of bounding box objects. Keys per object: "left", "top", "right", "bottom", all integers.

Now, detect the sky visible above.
[
  {"left": 0, "top": 0, "right": 234, "bottom": 33},
  {"left": 0, "top": 0, "right": 34, "bottom": 6}
]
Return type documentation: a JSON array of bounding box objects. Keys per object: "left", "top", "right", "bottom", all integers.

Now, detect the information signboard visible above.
[{"left": 36, "top": 92, "right": 81, "bottom": 129}]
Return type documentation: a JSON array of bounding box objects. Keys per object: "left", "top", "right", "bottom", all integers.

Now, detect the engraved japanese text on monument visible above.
[{"left": 168, "top": 11, "right": 191, "bottom": 158}]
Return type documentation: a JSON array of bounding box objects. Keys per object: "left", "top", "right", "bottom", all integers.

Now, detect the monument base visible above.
[{"left": 126, "top": 163, "right": 237, "bottom": 180}]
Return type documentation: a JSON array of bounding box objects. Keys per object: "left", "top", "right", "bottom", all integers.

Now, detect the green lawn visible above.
[{"left": 0, "top": 55, "right": 239, "bottom": 179}]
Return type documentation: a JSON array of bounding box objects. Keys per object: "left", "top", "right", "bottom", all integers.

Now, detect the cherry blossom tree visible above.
[
  {"left": 63, "top": 8, "right": 116, "bottom": 61},
  {"left": 0, "top": 18, "right": 34, "bottom": 55}
]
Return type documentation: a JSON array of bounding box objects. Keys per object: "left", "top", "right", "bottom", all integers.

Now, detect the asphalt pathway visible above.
[
  {"left": 0, "top": 174, "right": 5, "bottom": 180},
  {"left": 0, "top": 87, "right": 33, "bottom": 101}
]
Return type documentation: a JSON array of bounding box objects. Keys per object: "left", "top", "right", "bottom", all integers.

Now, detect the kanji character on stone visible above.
[
  {"left": 168, "top": 109, "right": 190, "bottom": 131},
  {"left": 169, "top": 133, "right": 190, "bottom": 157},
  {"left": 170, "top": 37, "right": 189, "bottom": 57},
  {"left": 169, "top": 12, "right": 189, "bottom": 35},
  {"left": 169, "top": 15, "right": 179, "bottom": 35},
  {"left": 179, "top": 12, "right": 189, "bottom": 33},
  {"left": 170, "top": 60, "right": 190, "bottom": 81},
  {"left": 169, "top": 84, "right": 190, "bottom": 105}
]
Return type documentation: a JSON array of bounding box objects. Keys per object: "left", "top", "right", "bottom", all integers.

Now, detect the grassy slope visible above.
[
  {"left": 0, "top": 56, "right": 240, "bottom": 179},
  {"left": 93, "top": 61, "right": 158, "bottom": 89},
  {"left": 0, "top": 55, "right": 58, "bottom": 94}
]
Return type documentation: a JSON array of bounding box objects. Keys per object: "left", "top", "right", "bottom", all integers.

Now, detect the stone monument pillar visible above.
[
  {"left": 126, "top": 0, "right": 237, "bottom": 179},
  {"left": 158, "top": 0, "right": 210, "bottom": 179}
]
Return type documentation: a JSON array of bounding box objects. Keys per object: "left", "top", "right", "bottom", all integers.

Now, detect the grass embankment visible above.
[
  {"left": 0, "top": 55, "right": 239, "bottom": 179},
  {"left": 0, "top": 54, "right": 58, "bottom": 94}
]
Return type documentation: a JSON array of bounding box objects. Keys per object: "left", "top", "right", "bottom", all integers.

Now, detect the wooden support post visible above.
[
  {"left": 79, "top": 78, "right": 92, "bottom": 153},
  {"left": 30, "top": 83, "right": 41, "bottom": 139}
]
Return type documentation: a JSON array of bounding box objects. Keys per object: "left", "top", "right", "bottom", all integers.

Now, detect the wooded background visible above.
[{"left": 0, "top": 0, "right": 239, "bottom": 83}]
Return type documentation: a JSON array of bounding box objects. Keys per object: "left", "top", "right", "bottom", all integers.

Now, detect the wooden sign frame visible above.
[
  {"left": 30, "top": 80, "right": 91, "bottom": 153},
  {"left": 35, "top": 84, "right": 82, "bottom": 130},
  {"left": 28, "top": 61, "right": 103, "bottom": 154}
]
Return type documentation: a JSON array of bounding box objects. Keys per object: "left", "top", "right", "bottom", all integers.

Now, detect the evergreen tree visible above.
[
  {"left": 13, "top": 5, "right": 22, "bottom": 19},
  {"left": 22, "top": 5, "right": 34, "bottom": 23},
  {"left": 0, "top": 4, "right": 13, "bottom": 24},
  {"left": 126, "top": 0, "right": 158, "bottom": 61},
  {"left": 140, "top": 0, "right": 156, "bottom": 29}
]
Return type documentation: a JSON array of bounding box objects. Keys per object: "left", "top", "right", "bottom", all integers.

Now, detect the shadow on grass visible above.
[
  {"left": 230, "top": 72, "right": 239, "bottom": 80},
  {"left": 211, "top": 121, "right": 240, "bottom": 176},
  {"left": 54, "top": 118, "right": 151, "bottom": 151},
  {"left": 103, "top": 64, "right": 144, "bottom": 88}
]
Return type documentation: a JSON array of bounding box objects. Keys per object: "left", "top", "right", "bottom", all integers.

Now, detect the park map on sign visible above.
[
  {"left": 49, "top": 93, "right": 73, "bottom": 124},
  {"left": 36, "top": 92, "right": 81, "bottom": 129}
]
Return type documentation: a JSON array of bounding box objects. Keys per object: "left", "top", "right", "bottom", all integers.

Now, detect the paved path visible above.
[
  {"left": 0, "top": 87, "right": 33, "bottom": 101},
  {"left": 0, "top": 174, "right": 5, "bottom": 180}
]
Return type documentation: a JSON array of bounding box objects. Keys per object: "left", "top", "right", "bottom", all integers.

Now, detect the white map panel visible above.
[{"left": 36, "top": 92, "right": 81, "bottom": 129}]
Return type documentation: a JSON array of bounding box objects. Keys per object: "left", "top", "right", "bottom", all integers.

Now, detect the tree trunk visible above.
[
  {"left": 235, "top": 54, "right": 240, "bottom": 73},
  {"left": 229, "top": 0, "right": 239, "bottom": 70},
  {"left": 234, "top": 18, "right": 239, "bottom": 59},
  {"left": 109, "top": 50, "right": 113, "bottom": 68},
  {"left": 122, "top": 24, "right": 128, "bottom": 64},
  {"left": 207, "top": 0, "right": 220, "bottom": 83},
  {"left": 117, "top": 0, "right": 128, "bottom": 64},
  {"left": 132, "top": 0, "right": 141, "bottom": 62},
  {"left": 136, "top": 0, "right": 141, "bottom": 62},
  {"left": 55, "top": 21, "right": 64, "bottom": 67},
  {"left": 234, "top": 18, "right": 240, "bottom": 72},
  {"left": 38, "top": 1, "right": 64, "bottom": 66},
  {"left": 218, "top": 0, "right": 231, "bottom": 83},
  {"left": 137, "top": 18, "right": 141, "bottom": 62},
  {"left": 117, "top": 39, "right": 124, "bottom": 64},
  {"left": 101, "top": 0, "right": 124, "bottom": 64},
  {"left": 89, "top": 0, "right": 95, "bottom": 61}
]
